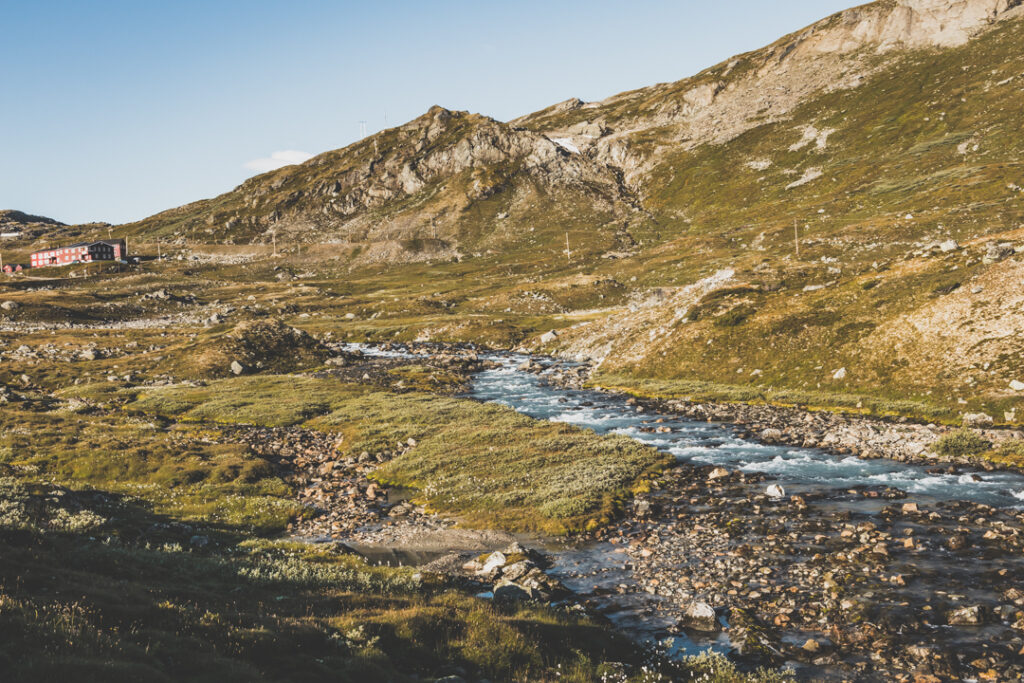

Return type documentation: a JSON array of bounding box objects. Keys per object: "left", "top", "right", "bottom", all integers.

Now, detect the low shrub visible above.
[{"left": 931, "top": 429, "right": 991, "bottom": 457}]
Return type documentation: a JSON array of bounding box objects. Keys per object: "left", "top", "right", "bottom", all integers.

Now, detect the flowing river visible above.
[
  {"left": 349, "top": 344, "right": 1024, "bottom": 677},
  {"left": 468, "top": 354, "right": 1024, "bottom": 510}
]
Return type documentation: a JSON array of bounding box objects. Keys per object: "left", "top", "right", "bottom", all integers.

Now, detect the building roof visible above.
[{"left": 31, "top": 240, "right": 115, "bottom": 256}]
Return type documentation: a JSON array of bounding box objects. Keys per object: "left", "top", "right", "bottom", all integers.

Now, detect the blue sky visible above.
[{"left": 1, "top": 0, "right": 855, "bottom": 225}]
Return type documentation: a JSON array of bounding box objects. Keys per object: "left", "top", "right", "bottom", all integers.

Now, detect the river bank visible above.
[
  {"left": 277, "top": 342, "right": 1024, "bottom": 681},
  {"left": 530, "top": 358, "right": 1024, "bottom": 475}
]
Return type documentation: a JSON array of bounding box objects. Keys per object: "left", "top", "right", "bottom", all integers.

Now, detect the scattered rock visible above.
[
  {"left": 540, "top": 330, "right": 559, "bottom": 344},
  {"left": 493, "top": 582, "right": 532, "bottom": 603},
  {"left": 766, "top": 484, "right": 786, "bottom": 498},
  {"left": 230, "top": 360, "right": 245, "bottom": 375},
  {"left": 679, "top": 601, "right": 719, "bottom": 632},
  {"left": 1, "top": 301, "right": 18, "bottom": 311},
  {"left": 962, "top": 412, "right": 994, "bottom": 427},
  {"left": 480, "top": 551, "right": 507, "bottom": 574},
  {"left": 708, "top": 467, "right": 731, "bottom": 480},
  {"left": 947, "top": 605, "right": 986, "bottom": 626}
]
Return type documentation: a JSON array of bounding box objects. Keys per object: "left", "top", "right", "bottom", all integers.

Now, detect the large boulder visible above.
[{"left": 679, "top": 601, "right": 720, "bottom": 632}]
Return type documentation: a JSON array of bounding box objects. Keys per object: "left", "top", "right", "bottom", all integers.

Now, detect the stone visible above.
[
  {"left": 679, "top": 601, "right": 719, "bottom": 632},
  {"left": 802, "top": 638, "right": 821, "bottom": 653},
  {"left": 947, "top": 605, "right": 986, "bottom": 626},
  {"left": 902, "top": 502, "right": 920, "bottom": 514},
  {"left": 766, "top": 484, "right": 786, "bottom": 499},
  {"left": 189, "top": 534, "right": 209, "bottom": 548},
  {"left": 946, "top": 534, "right": 968, "bottom": 551},
  {"left": 0, "top": 301, "right": 18, "bottom": 311},
  {"left": 230, "top": 360, "right": 245, "bottom": 375},
  {"left": 962, "top": 412, "right": 994, "bottom": 427},
  {"left": 983, "top": 242, "right": 1015, "bottom": 264},
  {"left": 540, "top": 330, "right": 559, "bottom": 344},
  {"left": 480, "top": 551, "right": 507, "bottom": 574},
  {"left": 708, "top": 467, "right": 731, "bottom": 480},
  {"left": 1010, "top": 380, "right": 1024, "bottom": 392},
  {"left": 939, "top": 239, "right": 960, "bottom": 252},
  {"left": 493, "top": 583, "right": 531, "bottom": 603},
  {"left": 501, "top": 561, "right": 531, "bottom": 582},
  {"left": 761, "top": 428, "right": 783, "bottom": 443},
  {"left": 832, "top": 367, "right": 847, "bottom": 380},
  {"left": 78, "top": 349, "right": 99, "bottom": 361}
]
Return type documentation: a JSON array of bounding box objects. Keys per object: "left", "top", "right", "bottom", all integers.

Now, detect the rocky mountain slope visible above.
[
  {"left": 124, "top": 107, "right": 640, "bottom": 266},
  {"left": 11, "top": 0, "right": 1024, "bottom": 424}
]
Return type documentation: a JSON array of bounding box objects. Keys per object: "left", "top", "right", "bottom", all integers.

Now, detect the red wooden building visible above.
[{"left": 30, "top": 239, "right": 126, "bottom": 268}]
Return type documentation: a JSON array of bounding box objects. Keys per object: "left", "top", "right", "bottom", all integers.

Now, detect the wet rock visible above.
[
  {"left": 766, "top": 484, "right": 786, "bottom": 499},
  {"left": 947, "top": 533, "right": 969, "bottom": 551},
  {"left": 679, "top": 601, "right": 719, "bottom": 632},
  {"left": 947, "top": 605, "right": 986, "bottom": 626},
  {"left": 708, "top": 467, "right": 731, "bottom": 480}
]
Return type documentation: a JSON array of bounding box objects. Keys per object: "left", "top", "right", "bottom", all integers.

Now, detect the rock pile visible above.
[
  {"left": 462, "top": 543, "right": 570, "bottom": 603},
  {"left": 570, "top": 462, "right": 1024, "bottom": 679}
]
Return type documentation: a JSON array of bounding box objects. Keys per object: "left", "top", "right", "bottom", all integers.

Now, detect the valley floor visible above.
[{"left": 2, "top": 258, "right": 1024, "bottom": 681}]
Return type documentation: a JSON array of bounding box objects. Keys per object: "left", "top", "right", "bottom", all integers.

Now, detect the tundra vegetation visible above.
[{"left": 3, "top": 0, "right": 1024, "bottom": 679}]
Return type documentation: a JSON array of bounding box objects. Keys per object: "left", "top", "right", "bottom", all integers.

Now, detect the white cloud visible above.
[{"left": 243, "top": 150, "right": 314, "bottom": 173}]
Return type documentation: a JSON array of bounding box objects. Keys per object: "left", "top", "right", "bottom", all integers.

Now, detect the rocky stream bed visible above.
[{"left": 252, "top": 343, "right": 1024, "bottom": 682}]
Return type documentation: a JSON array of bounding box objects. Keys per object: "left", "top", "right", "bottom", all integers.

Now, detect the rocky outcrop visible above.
[
  {"left": 515, "top": 0, "right": 1024, "bottom": 189},
  {"left": 127, "top": 107, "right": 635, "bottom": 263}
]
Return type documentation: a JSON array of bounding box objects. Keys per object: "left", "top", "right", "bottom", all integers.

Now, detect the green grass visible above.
[
  {"left": 987, "top": 440, "right": 1024, "bottom": 468},
  {"left": 0, "top": 478, "right": 673, "bottom": 683},
  {"left": 0, "top": 407, "right": 301, "bottom": 534},
  {"left": 129, "top": 375, "right": 671, "bottom": 534},
  {"left": 130, "top": 376, "right": 368, "bottom": 427},
  {"left": 592, "top": 372, "right": 953, "bottom": 422}
]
